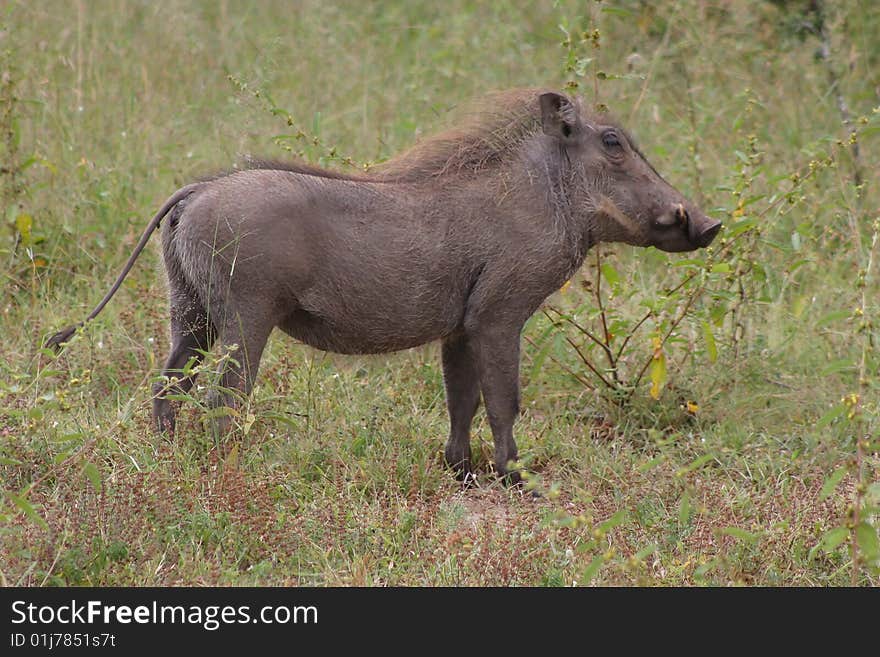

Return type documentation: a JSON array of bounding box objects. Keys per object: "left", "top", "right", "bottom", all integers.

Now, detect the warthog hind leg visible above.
[
  {"left": 205, "top": 314, "right": 273, "bottom": 436},
  {"left": 152, "top": 295, "right": 216, "bottom": 434},
  {"left": 441, "top": 334, "right": 481, "bottom": 483}
]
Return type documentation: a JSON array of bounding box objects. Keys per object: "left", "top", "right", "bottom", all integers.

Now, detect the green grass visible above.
[{"left": 1, "top": 0, "right": 879, "bottom": 586}]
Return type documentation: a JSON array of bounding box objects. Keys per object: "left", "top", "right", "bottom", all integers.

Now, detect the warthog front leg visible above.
[
  {"left": 441, "top": 334, "right": 481, "bottom": 482},
  {"left": 469, "top": 323, "right": 522, "bottom": 485}
]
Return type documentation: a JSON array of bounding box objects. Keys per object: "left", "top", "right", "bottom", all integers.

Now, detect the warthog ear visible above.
[{"left": 539, "top": 92, "right": 581, "bottom": 141}]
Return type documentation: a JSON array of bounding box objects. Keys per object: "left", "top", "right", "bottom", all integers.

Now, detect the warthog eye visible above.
[{"left": 601, "top": 130, "right": 622, "bottom": 149}]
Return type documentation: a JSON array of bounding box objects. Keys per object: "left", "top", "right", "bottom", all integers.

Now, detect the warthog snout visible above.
[
  {"left": 654, "top": 203, "right": 722, "bottom": 251},
  {"left": 685, "top": 207, "right": 723, "bottom": 248}
]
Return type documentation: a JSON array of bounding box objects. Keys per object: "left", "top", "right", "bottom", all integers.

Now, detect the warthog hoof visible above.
[
  {"left": 501, "top": 469, "right": 522, "bottom": 488},
  {"left": 152, "top": 399, "right": 176, "bottom": 435}
]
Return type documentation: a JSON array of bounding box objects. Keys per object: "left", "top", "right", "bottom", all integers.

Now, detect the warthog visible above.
[{"left": 47, "top": 88, "right": 721, "bottom": 484}]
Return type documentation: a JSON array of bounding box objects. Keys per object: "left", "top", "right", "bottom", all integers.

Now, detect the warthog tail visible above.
[{"left": 44, "top": 183, "right": 202, "bottom": 351}]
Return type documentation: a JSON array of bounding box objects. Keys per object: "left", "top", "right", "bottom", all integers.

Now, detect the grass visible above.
[{"left": 1, "top": 0, "right": 878, "bottom": 586}]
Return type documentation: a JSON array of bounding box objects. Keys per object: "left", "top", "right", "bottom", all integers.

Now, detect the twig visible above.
[
  {"left": 849, "top": 215, "right": 879, "bottom": 584},
  {"left": 615, "top": 311, "right": 653, "bottom": 361},
  {"left": 593, "top": 250, "right": 621, "bottom": 384},
  {"left": 628, "top": 279, "right": 705, "bottom": 402},
  {"left": 542, "top": 307, "right": 613, "bottom": 368},
  {"left": 628, "top": 16, "right": 673, "bottom": 123},
  {"left": 561, "top": 333, "right": 615, "bottom": 390},
  {"left": 523, "top": 335, "right": 595, "bottom": 390},
  {"left": 677, "top": 58, "right": 706, "bottom": 206},
  {"left": 810, "top": 0, "right": 863, "bottom": 188}
]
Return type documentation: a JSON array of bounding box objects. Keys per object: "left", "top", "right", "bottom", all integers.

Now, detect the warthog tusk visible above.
[{"left": 676, "top": 203, "right": 688, "bottom": 226}]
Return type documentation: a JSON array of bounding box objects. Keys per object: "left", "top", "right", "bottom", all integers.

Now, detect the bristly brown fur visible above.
[
  {"left": 193, "top": 157, "right": 374, "bottom": 184},
  {"left": 374, "top": 87, "right": 557, "bottom": 182},
  {"left": 239, "top": 157, "right": 374, "bottom": 181},
  {"left": 227, "top": 88, "right": 597, "bottom": 184}
]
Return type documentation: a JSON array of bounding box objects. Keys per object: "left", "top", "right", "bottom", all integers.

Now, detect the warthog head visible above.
[{"left": 538, "top": 92, "right": 721, "bottom": 253}]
